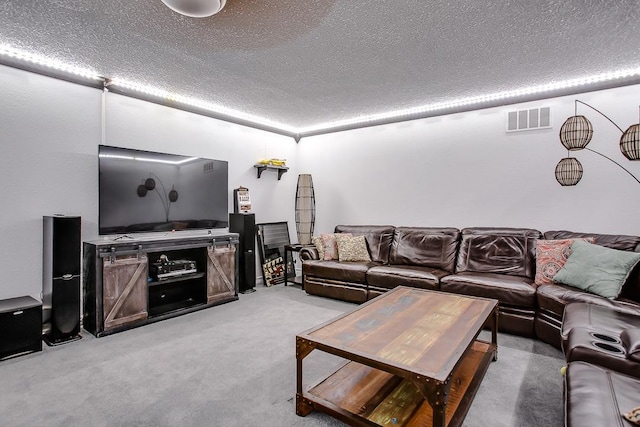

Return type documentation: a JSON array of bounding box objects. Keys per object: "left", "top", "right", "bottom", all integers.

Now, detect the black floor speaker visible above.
[
  {"left": 43, "top": 215, "right": 82, "bottom": 345},
  {"left": 229, "top": 213, "right": 256, "bottom": 293}
]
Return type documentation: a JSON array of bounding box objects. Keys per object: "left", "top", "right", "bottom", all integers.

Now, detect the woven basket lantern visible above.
[
  {"left": 555, "top": 157, "right": 583, "bottom": 186},
  {"left": 620, "top": 124, "right": 640, "bottom": 161},
  {"left": 559, "top": 115, "right": 593, "bottom": 151}
]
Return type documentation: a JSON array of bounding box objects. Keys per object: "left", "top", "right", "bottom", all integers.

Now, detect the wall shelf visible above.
[{"left": 254, "top": 164, "right": 288, "bottom": 180}]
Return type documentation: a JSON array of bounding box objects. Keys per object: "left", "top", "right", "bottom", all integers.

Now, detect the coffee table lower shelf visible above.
[{"left": 298, "top": 341, "right": 495, "bottom": 427}]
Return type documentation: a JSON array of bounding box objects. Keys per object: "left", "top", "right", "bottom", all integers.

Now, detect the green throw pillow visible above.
[{"left": 553, "top": 240, "right": 640, "bottom": 299}]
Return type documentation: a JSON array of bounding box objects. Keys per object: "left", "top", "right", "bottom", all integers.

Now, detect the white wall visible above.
[
  {"left": 2, "top": 61, "right": 640, "bottom": 302},
  {"left": 298, "top": 85, "right": 640, "bottom": 236},
  {"left": 0, "top": 65, "right": 100, "bottom": 300},
  {"left": 0, "top": 65, "right": 298, "bottom": 300},
  {"left": 104, "top": 93, "right": 299, "bottom": 228}
]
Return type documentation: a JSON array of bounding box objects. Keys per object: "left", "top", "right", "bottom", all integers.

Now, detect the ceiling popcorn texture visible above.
[{"left": 0, "top": 0, "right": 639, "bottom": 131}]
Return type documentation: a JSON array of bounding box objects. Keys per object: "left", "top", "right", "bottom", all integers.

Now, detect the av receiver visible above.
[{"left": 150, "top": 257, "right": 197, "bottom": 281}]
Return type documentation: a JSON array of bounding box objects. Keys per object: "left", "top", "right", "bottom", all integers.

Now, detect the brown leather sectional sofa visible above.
[
  {"left": 562, "top": 303, "right": 640, "bottom": 426},
  {"left": 302, "top": 225, "right": 640, "bottom": 426},
  {"left": 301, "top": 225, "right": 640, "bottom": 347}
]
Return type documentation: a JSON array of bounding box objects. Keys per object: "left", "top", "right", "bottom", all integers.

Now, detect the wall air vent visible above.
[{"left": 506, "top": 107, "right": 551, "bottom": 132}]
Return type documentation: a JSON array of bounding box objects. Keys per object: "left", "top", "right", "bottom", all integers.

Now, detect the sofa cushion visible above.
[
  {"left": 538, "top": 284, "right": 640, "bottom": 320},
  {"left": 621, "top": 328, "right": 640, "bottom": 363},
  {"left": 366, "top": 265, "right": 448, "bottom": 290},
  {"left": 302, "top": 259, "right": 376, "bottom": 284},
  {"left": 335, "top": 225, "right": 395, "bottom": 264},
  {"left": 543, "top": 230, "right": 640, "bottom": 251},
  {"left": 455, "top": 227, "right": 541, "bottom": 278},
  {"left": 544, "top": 230, "right": 640, "bottom": 304},
  {"left": 534, "top": 238, "right": 595, "bottom": 285},
  {"left": 389, "top": 227, "right": 460, "bottom": 272},
  {"left": 565, "top": 361, "right": 640, "bottom": 427},
  {"left": 336, "top": 234, "right": 371, "bottom": 262},
  {"left": 553, "top": 240, "right": 640, "bottom": 299},
  {"left": 562, "top": 302, "right": 640, "bottom": 339},
  {"left": 440, "top": 271, "right": 537, "bottom": 307}
]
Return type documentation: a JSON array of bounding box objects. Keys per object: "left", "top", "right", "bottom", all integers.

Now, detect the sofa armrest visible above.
[
  {"left": 300, "top": 247, "right": 319, "bottom": 261},
  {"left": 621, "top": 328, "right": 640, "bottom": 363}
]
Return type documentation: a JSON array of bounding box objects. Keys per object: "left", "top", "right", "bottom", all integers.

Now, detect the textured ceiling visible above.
[{"left": 1, "top": 0, "right": 640, "bottom": 132}]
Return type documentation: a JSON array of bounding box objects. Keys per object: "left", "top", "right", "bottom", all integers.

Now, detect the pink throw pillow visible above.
[
  {"left": 320, "top": 233, "right": 352, "bottom": 260},
  {"left": 534, "top": 238, "right": 595, "bottom": 285}
]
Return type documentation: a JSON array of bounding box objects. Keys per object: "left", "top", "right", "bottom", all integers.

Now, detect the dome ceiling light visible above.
[{"left": 160, "top": 0, "right": 227, "bottom": 18}]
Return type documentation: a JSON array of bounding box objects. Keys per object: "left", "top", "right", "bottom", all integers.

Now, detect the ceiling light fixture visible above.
[{"left": 160, "top": 0, "right": 226, "bottom": 18}]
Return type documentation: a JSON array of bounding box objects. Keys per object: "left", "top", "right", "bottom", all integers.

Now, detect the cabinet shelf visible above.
[
  {"left": 148, "top": 299, "right": 204, "bottom": 318},
  {"left": 254, "top": 164, "right": 289, "bottom": 180},
  {"left": 148, "top": 272, "right": 205, "bottom": 287}
]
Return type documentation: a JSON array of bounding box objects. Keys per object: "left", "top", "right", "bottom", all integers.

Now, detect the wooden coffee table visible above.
[{"left": 296, "top": 286, "right": 498, "bottom": 427}]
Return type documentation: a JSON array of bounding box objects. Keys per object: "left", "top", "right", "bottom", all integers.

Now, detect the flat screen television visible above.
[{"left": 98, "top": 145, "right": 229, "bottom": 235}]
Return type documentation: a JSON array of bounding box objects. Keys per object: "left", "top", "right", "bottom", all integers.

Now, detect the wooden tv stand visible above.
[{"left": 83, "top": 232, "right": 239, "bottom": 337}]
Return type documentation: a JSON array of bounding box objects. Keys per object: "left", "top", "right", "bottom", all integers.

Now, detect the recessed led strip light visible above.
[
  {"left": 294, "top": 67, "right": 640, "bottom": 135},
  {"left": 0, "top": 44, "right": 103, "bottom": 81},
  {"left": 2, "top": 43, "right": 640, "bottom": 139},
  {"left": 109, "top": 77, "right": 296, "bottom": 134}
]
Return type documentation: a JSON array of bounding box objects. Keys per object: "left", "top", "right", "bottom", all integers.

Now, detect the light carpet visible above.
[{"left": 0, "top": 285, "right": 564, "bottom": 426}]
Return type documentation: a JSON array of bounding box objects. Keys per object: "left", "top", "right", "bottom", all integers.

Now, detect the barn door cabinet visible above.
[{"left": 83, "top": 233, "right": 239, "bottom": 337}]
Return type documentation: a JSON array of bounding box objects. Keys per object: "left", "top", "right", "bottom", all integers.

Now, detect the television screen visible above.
[{"left": 98, "top": 145, "right": 229, "bottom": 235}]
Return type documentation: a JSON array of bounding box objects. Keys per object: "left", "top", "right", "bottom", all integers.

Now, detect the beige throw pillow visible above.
[
  {"left": 320, "top": 233, "right": 352, "bottom": 260},
  {"left": 312, "top": 236, "right": 325, "bottom": 260},
  {"left": 335, "top": 234, "right": 371, "bottom": 262}
]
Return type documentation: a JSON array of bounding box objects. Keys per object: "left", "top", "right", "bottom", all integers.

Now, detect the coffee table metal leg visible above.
[
  {"left": 284, "top": 249, "right": 289, "bottom": 286},
  {"left": 492, "top": 306, "right": 498, "bottom": 361},
  {"left": 414, "top": 378, "right": 450, "bottom": 427},
  {"left": 295, "top": 336, "right": 315, "bottom": 417}
]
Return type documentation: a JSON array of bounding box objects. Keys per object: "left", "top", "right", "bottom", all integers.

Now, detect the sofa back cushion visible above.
[
  {"left": 389, "top": 227, "right": 461, "bottom": 272},
  {"left": 544, "top": 230, "right": 640, "bottom": 303},
  {"left": 543, "top": 230, "right": 640, "bottom": 252},
  {"left": 334, "top": 225, "right": 395, "bottom": 263},
  {"left": 456, "top": 227, "right": 541, "bottom": 278}
]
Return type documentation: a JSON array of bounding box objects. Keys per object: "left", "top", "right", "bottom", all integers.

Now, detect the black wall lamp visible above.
[
  {"left": 137, "top": 173, "right": 178, "bottom": 221},
  {"left": 555, "top": 100, "right": 640, "bottom": 186}
]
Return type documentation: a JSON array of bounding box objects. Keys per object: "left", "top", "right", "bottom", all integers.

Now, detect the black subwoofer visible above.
[
  {"left": 0, "top": 296, "right": 42, "bottom": 360},
  {"left": 43, "top": 215, "right": 82, "bottom": 345},
  {"left": 229, "top": 213, "right": 256, "bottom": 293}
]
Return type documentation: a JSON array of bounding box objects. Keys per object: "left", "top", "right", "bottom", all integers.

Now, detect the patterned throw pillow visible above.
[
  {"left": 320, "top": 233, "right": 352, "bottom": 260},
  {"left": 312, "top": 236, "right": 325, "bottom": 260},
  {"left": 624, "top": 406, "right": 640, "bottom": 426},
  {"left": 335, "top": 234, "right": 371, "bottom": 262},
  {"left": 534, "top": 238, "right": 595, "bottom": 285}
]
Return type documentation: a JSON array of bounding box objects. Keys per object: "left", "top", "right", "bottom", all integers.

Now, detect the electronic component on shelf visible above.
[{"left": 150, "top": 257, "right": 197, "bottom": 281}]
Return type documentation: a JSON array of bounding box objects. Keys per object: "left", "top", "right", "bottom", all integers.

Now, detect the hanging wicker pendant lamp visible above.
[
  {"left": 555, "top": 157, "right": 583, "bottom": 186},
  {"left": 620, "top": 124, "right": 640, "bottom": 160},
  {"left": 559, "top": 115, "right": 593, "bottom": 151}
]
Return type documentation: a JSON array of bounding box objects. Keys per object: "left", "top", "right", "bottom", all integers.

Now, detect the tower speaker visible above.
[
  {"left": 229, "top": 213, "right": 256, "bottom": 293},
  {"left": 43, "top": 215, "right": 82, "bottom": 345}
]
